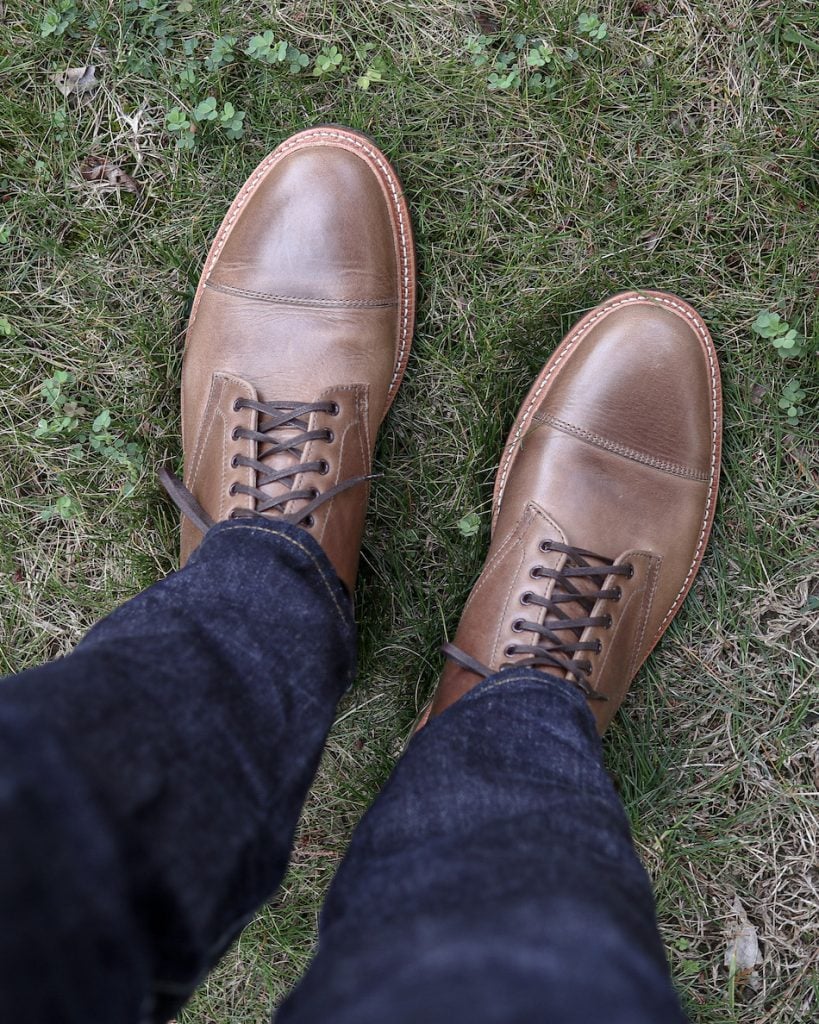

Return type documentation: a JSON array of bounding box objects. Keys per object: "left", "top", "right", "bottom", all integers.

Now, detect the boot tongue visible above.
[
  {"left": 544, "top": 547, "right": 609, "bottom": 640},
  {"left": 511, "top": 543, "right": 610, "bottom": 679},
  {"left": 256, "top": 405, "right": 312, "bottom": 513},
  {"left": 248, "top": 395, "right": 335, "bottom": 519}
]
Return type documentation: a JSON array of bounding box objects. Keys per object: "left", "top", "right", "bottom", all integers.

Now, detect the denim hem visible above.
[
  {"left": 462, "top": 666, "right": 594, "bottom": 717},
  {"left": 191, "top": 518, "right": 354, "bottom": 635}
]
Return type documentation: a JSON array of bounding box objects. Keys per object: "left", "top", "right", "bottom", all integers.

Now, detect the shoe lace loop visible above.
[{"left": 443, "top": 540, "right": 633, "bottom": 700}]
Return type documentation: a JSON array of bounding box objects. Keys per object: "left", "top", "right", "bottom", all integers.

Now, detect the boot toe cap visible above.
[
  {"left": 542, "top": 292, "right": 719, "bottom": 477},
  {"left": 209, "top": 134, "right": 403, "bottom": 303}
]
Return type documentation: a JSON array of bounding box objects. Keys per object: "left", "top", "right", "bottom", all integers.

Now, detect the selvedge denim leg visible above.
[
  {"left": 278, "top": 670, "right": 688, "bottom": 1024},
  {"left": 0, "top": 519, "right": 355, "bottom": 1024},
  {"left": 0, "top": 521, "right": 686, "bottom": 1024}
]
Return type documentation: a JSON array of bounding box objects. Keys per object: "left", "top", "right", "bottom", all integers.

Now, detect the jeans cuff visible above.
[
  {"left": 454, "top": 665, "right": 597, "bottom": 726},
  {"left": 189, "top": 517, "right": 354, "bottom": 633}
]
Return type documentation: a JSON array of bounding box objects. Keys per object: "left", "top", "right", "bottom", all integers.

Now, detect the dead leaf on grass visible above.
[
  {"left": 53, "top": 65, "right": 98, "bottom": 100},
  {"left": 79, "top": 155, "right": 141, "bottom": 196},
  {"left": 750, "top": 382, "right": 767, "bottom": 405},
  {"left": 724, "top": 895, "right": 762, "bottom": 993},
  {"left": 474, "top": 11, "right": 501, "bottom": 35},
  {"left": 642, "top": 229, "right": 662, "bottom": 252}
]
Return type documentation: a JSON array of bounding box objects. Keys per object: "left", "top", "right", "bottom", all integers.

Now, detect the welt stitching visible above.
[
  {"left": 205, "top": 281, "right": 398, "bottom": 309},
  {"left": 495, "top": 293, "right": 719, "bottom": 645},
  {"left": 535, "top": 412, "right": 708, "bottom": 481},
  {"left": 188, "top": 128, "right": 411, "bottom": 395}
]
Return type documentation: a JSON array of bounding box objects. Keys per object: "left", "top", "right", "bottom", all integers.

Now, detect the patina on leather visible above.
[
  {"left": 425, "top": 291, "right": 722, "bottom": 734},
  {"left": 163, "top": 127, "right": 416, "bottom": 592}
]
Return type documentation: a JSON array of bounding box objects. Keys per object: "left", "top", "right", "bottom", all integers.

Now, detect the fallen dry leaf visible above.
[
  {"left": 474, "top": 11, "right": 501, "bottom": 35},
  {"left": 642, "top": 229, "right": 662, "bottom": 253},
  {"left": 53, "top": 65, "right": 98, "bottom": 100},
  {"left": 724, "top": 895, "right": 762, "bottom": 992},
  {"left": 79, "top": 155, "right": 141, "bottom": 196}
]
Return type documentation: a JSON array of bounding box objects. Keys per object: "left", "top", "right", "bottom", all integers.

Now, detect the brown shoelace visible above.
[
  {"left": 444, "top": 540, "right": 634, "bottom": 700},
  {"left": 160, "top": 398, "right": 371, "bottom": 532}
]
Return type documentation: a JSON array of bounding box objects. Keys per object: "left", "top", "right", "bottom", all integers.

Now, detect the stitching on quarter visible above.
[
  {"left": 631, "top": 554, "right": 662, "bottom": 676},
  {"left": 460, "top": 508, "right": 531, "bottom": 615},
  {"left": 187, "top": 375, "right": 222, "bottom": 492},
  {"left": 189, "top": 373, "right": 252, "bottom": 493},
  {"left": 314, "top": 397, "right": 358, "bottom": 548},
  {"left": 489, "top": 539, "right": 528, "bottom": 668},
  {"left": 534, "top": 412, "right": 709, "bottom": 481},
  {"left": 357, "top": 385, "right": 372, "bottom": 459},
  {"left": 205, "top": 280, "right": 399, "bottom": 309},
  {"left": 188, "top": 128, "right": 411, "bottom": 397},
  {"left": 495, "top": 293, "right": 719, "bottom": 649}
]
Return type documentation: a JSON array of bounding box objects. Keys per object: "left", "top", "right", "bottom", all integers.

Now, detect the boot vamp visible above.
[{"left": 183, "top": 141, "right": 404, "bottom": 454}]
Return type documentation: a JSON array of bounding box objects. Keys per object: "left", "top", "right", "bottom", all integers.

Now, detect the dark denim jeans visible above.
[{"left": 0, "top": 520, "right": 687, "bottom": 1024}]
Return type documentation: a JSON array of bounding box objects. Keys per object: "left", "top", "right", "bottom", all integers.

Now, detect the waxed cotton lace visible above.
[
  {"left": 443, "top": 540, "right": 634, "bottom": 700},
  {"left": 160, "top": 398, "right": 371, "bottom": 531}
]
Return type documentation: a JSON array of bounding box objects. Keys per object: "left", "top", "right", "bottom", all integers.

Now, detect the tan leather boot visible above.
[
  {"left": 160, "top": 127, "right": 416, "bottom": 591},
  {"left": 422, "top": 291, "right": 721, "bottom": 733}
]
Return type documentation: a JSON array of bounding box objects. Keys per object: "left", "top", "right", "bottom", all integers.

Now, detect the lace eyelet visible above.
[
  {"left": 228, "top": 508, "right": 240, "bottom": 519},
  {"left": 230, "top": 455, "right": 239, "bottom": 468},
  {"left": 595, "top": 639, "right": 603, "bottom": 654},
  {"left": 505, "top": 645, "right": 517, "bottom": 657},
  {"left": 581, "top": 661, "right": 593, "bottom": 674},
  {"left": 529, "top": 566, "right": 541, "bottom": 579},
  {"left": 613, "top": 586, "right": 622, "bottom": 601},
  {"left": 308, "top": 487, "right": 319, "bottom": 499},
  {"left": 604, "top": 614, "right": 613, "bottom": 628},
  {"left": 325, "top": 429, "right": 335, "bottom": 443},
  {"left": 520, "top": 591, "right": 533, "bottom": 605},
  {"left": 539, "top": 540, "right": 552, "bottom": 552},
  {"left": 303, "top": 514, "right": 315, "bottom": 528},
  {"left": 318, "top": 459, "right": 330, "bottom": 475},
  {"left": 329, "top": 402, "right": 340, "bottom": 416},
  {"left": 228, "top": 483, "right": 238, "bottom": 496},
  {"left": 625, "top": 563, "right": 635, "bottom": 579},
  {"left": 233, "top": 399, "right": 243, "bottom": 412},
  {"left": 511, "top": 619, "right": 524, "bottom": 632},
  {"left": 231, "top": 427, "right": 241, "bottom": 441}
]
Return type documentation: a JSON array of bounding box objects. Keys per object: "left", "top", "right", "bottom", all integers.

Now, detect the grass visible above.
[{"left": 1, "top": 1, "right": 817, "bottom": 1021}]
